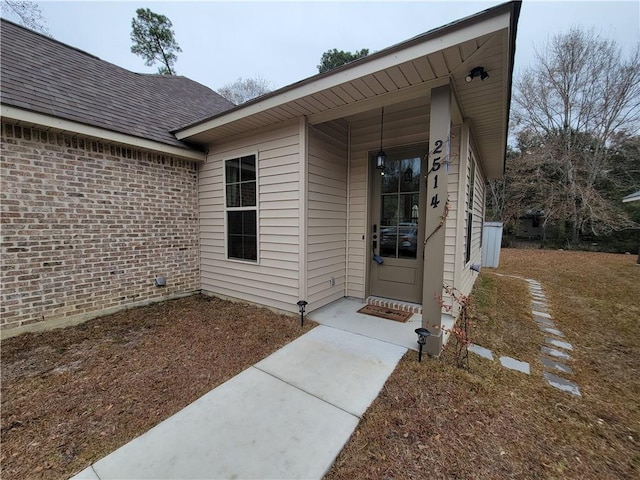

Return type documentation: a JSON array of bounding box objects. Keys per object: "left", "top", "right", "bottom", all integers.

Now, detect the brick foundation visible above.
[
  {"left": 366, "top": 296, "right": 423, "bottom": 314},
  {"left": 0, "top": 123, "right": 200, "bottom": 337}
]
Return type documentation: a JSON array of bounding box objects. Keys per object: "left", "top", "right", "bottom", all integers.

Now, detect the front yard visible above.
[
  {"left": 2, "top": 249, "right": 638, "bottom": 479},
  {"left": 1, "top": 296, "right": 315, "bottom": 479},
  {"left": 327, "top": 249, "right": 639, "bottom": 479}
]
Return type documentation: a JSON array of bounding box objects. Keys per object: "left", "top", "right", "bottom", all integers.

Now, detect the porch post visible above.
[{"left": 422, "top": 85, "right": 451, "bottom": 356}]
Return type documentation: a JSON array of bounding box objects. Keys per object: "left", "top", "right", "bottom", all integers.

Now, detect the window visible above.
[
  {"left": 465, "top": 159, "right": 476, "bottom": 264},
  {"left": 225, "top": 155, "right": 257, "bottom": 261},
  {"left": 379, "top": 154, "right": 421, "bottom": 260}
]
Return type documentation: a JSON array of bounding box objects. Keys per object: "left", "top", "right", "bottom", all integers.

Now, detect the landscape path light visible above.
[
  {"left": 415, "top": 327, "right": 431, "bottom": 362},
  {"left": 297, "top": 300, "right": 308, "bottom": 327}
]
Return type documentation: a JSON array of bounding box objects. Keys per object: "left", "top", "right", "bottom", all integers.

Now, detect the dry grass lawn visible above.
[
  {"left": 326, "top": 248, "right": 639, "bottom": 479},
  {"left": 2, "top": 249, "right": 638, "bottom": 480},
  {"left": 1, "top": 295, "right": 315, "bottom": 480}
]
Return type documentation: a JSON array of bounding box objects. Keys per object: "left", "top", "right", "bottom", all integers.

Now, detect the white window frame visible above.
[
  {"left": 465, "top": 157, "right": 476, "bottom": 265},
  {"left": 223, "top": 151, "right": 260, "bottom": 264}
]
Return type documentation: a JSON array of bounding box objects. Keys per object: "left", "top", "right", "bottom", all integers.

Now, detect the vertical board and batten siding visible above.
[
  {"left": 199, "top": 121, "right": 301, "bottom": 313},
  {"left": 307, "top": 121, "right": 348, "bottom": 309},
  {"left": 347, "top": 104, "right": 430, "bottom": 299}
]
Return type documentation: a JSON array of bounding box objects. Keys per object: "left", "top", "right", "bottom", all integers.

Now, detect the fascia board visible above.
[{"left": 1, "top": 104, "right": 206, "bottom": 162}]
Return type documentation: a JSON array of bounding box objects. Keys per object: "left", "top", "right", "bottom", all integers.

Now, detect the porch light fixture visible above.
[
  {"left": 297, "top": 300, "right": 308, "bottom": 326},
  {"left": 415, "top": 327, "right": 431, "bottom": 362},
  {"left": 465, "top": 66, "right": 489, "bottom": 83},
  {"left": 376, "top": 107, "right": 386, "bottom": 170}
]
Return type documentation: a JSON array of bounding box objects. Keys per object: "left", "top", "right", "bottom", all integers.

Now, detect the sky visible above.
[{"left": 2, "top": 0, "right": 639, "bottom": 94}]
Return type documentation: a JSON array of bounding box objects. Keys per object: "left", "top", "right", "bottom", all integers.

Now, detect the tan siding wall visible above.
[
  {"left": 199, "top": 121, "right": 301, "bottom": 313},
  {"left": 442, "top": 126, "right": 461, "bottom": 310},
  {"left": 347, "top": 105, "right": 430, "bottom": 299},
  {"left": 457, "top": 140, "right": 486, "bottom": 298},
  {"left": 307, "top": 121, "right": 348, "bottom": 309},
  {"left": 1, "top": 123, "right": 200, "bottom": 337}
]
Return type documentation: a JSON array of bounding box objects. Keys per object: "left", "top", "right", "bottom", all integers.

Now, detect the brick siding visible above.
[{"left": 0, "top": 123, "right": 200, "bottom": 336}]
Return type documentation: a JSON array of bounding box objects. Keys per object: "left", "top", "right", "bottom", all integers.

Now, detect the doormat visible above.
[{"left": 357, "top": 304, "right": 412, "bottom": 323}]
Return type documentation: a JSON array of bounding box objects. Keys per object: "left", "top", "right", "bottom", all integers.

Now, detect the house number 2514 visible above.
[{"left": 430, "top": 139, "right": 443, "bottom": 208}]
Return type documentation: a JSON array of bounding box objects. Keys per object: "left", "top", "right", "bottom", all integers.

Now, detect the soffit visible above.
[{"left": 177, "top": 3, "right": 518, "bottom": 178}]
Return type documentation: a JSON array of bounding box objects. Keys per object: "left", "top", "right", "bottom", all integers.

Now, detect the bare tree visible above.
[
  {"left": 218, "top": 76, "right": 272, "bottom": 105},
  {"left": 512, "top": 28, "right": 640, "bottom": 244},
  {"left": 1, "top": 0, "right": 49, "bottom": 35}
]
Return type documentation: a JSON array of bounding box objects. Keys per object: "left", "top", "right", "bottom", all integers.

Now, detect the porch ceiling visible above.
[{"left": 175, "top": 2, "right": 520, "bottom": 179}]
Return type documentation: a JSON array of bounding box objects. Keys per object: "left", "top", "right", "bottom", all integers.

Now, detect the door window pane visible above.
[
  {"left": 400, "top": 157, "right": 420, "bottom": 192},
  {"left": 381, "top": 159, "right": 400, "bottom": 194},
  {"left": 378, "top": 153, "right": 423, "bottom": 260},
  {"left": 399, "top": 193, "right": 419, "bottom": 224},
  {"left": 380, "top": 195, "right": 398, "bottom": 228},
  {"left": 397, "top": 222, "right": 418, "bottom": 259}
]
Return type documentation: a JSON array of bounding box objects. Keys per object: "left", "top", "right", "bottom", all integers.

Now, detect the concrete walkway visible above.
[{"left": 71, "top": 325, "right": 406, "bottom": 480}]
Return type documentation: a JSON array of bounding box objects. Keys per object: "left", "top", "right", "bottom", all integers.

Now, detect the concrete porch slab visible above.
[{"left": 308, "top": 297, "right": 422, "bottom": 351}]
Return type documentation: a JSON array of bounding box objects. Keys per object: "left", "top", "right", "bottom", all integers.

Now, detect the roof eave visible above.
[
  {"left": 175, "top": 1, "right": 520, "bottom": 142},
  {"left": 1, "top": 104, "right": 206, "bottom": 162}
]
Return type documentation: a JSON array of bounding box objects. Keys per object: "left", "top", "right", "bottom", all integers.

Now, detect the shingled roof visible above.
[{"left": 0, "top": 19, "right": 234, "bottom": 149}]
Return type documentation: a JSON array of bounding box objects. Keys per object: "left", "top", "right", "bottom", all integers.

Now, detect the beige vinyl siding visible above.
[
  {"left": 347, "top": 104, "right": 430, "bottom": 299},
  {"left": 199, "top": 121, "right": 302, "bottom": 313},
  {"left": 457, "top": 140, "right": 486, "bottom": 298},
  {"left": 307, "top": 121, "right": 348, "bottom": 309},
  {"left": 442, "top": 126, "right": 461, "bottom": 310}
]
